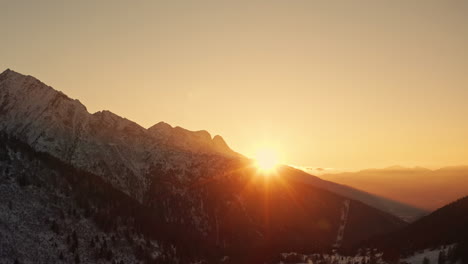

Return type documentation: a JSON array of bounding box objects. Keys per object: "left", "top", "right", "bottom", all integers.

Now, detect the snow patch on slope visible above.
[{"left": 403, "top": 245, "right": 454, "bottom": 264}]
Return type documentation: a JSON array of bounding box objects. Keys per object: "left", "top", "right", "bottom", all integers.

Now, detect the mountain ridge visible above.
[
  {"left": 280, "top": 166, "right": 427, "bottom": 222},
  {"left": 0, "top": 68, "right": 420, "bottom": 263},
  {"left": 0, "top": 129, "right": 407, "bottom": 263},
  {"left": 0, "top": 68, "right": 425, "bottom": 219},
  {"left": 0, "top": 68, "right": 239, "bottom": 201},
  {"left": 322, "top": 166, "right": 468, "bottom": 211}
]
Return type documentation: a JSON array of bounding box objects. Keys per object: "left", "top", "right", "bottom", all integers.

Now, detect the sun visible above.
[{"left": 254, "top": 148, "right": 279, "bottom": 173}]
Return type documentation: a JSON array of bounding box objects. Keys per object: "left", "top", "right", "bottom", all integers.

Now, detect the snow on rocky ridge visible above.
[{"left": 0, "top": 69, "right": 238, "bottom": 201}]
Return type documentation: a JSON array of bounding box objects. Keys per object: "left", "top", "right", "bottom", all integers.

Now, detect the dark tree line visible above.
[{"left": 0, "top": 133, "right": 196, "bottom": 263}]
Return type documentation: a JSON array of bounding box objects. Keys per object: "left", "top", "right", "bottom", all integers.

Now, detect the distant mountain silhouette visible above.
[
  {"left": 322, "top": 166, "right": 468, "bottom": 211},
  {"left": 279, "top": 166, "right": 427, "bottom": 222}
]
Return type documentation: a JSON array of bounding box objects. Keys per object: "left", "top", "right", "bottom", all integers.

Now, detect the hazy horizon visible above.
[{"left": 2, "top": 0, "right": 467, "bottom": 170}]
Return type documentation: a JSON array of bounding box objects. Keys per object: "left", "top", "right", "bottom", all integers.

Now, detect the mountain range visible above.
[
  {"left": 321, "top": 166, "right": 468, "bottom": 211},
  {"left": 0, "top": 69, "right": 464, "bottom": 264}
]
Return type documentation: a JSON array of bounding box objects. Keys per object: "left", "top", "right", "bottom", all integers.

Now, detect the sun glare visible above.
[{"left": 255, "top": 148, "right": 279, "bottom": 173}]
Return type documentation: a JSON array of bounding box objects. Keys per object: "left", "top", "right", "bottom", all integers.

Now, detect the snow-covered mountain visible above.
[
  {"left": 0, "top": 134, "right": 172, "bottom": 264},
  {"left": 0, "top": 69, "right": 238, "bottom": 201},
  {"left": 0, "top": 69, "right": 410, "bottom": 263},
  {"left": 148, "top": 121, "right": 236, "bottom": 156},
  {"left": 0, "top": 133, "right": 406, "bottom": 263}
]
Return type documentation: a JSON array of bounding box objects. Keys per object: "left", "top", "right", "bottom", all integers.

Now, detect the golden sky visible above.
[{"left": 1, "top": 0, "right": 467, "bottom": 170}]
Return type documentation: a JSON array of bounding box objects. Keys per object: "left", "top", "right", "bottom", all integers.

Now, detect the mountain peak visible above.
[
  {"left": 148, "top": 122, "right": 238, "bottom": 156},
  {"left": 149, "top": 121, "right": 173, "bottom": 130},
  {"left": 1, "top": 68, "right": 11, "bottom": 75},
  {"left": 1, "top": 68, "right": 14, "bottom": 75},
  {"left": 213, "top": 135, "right": 229, "bottom": 150},
  {"left": 0, "top": 69, "right": 241, "bottom": 200},
  {"left": 176, "top": 127, "right": 211, "bottom": 142},
  {"left": 384, "top": 165, "right": 407, "bottom": 170},
  {"left": 0, "top": 68, "right": 22, "bottom": 82}
]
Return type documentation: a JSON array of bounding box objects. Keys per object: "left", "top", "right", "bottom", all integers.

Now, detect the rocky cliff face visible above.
[
  {"left": 0, "top": 69, "right": 237, "bottom": 201},
  {"left": 147, "top": 121, "right": 239, "bottom": 157}
]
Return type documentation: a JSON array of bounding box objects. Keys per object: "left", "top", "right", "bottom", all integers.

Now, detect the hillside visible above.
[
  {"left": 282, "top": 166, "right": 426, "bottom": 222},
  {"left": 365, "top": 196, "right": 468, "bottom": 261},
  {"left": 0, "top": 69, "right": 407, "bottom": 263},
  {"left": 0, "top": 131, "right": 406, "bottom": 263}
]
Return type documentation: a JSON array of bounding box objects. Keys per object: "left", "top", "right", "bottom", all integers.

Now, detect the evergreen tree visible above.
[
  {"left": 369, "top": 253, "right": 377, "bottom": 264},
  {"left": 438, "top": 250, "right": 445, "bottom": 264},
  {"left": 106, "top": 249, "right": 113, "bottom": 261},
  {"left": 422, "top": 257, "right": 430, "bottom": 264},
  {"left": 453, "top": 241, "right": 468, "bottom": 264},
  {"left": 17, "top": 174, "right": 29, "bottom": 187},
  {"left": 51, "top": 220, "right": 59, "bottom": 234},
  {"left": 446, "top": 246, "right": 455, "bottom": 262},
  {"left": 72, "top": 230, "right": 79, "bottom": 246}
]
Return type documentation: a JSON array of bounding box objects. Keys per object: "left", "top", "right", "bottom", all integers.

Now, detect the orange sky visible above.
[{"left": 1, "top": 0, "right": 467, "bottom": 170}]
